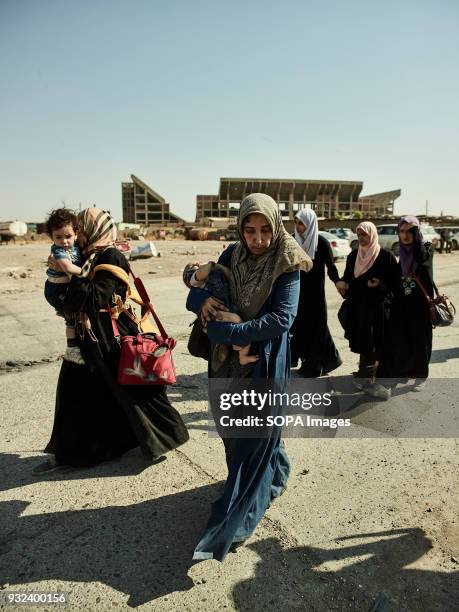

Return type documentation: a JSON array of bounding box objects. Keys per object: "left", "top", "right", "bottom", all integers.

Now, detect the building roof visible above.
[
  {"left": 359, "top": 189, "right": 401, "bottom": 203},
  {"left": 218, "top": 178, "right": 363, "bottom": 201},
  {"left": 130, "top": 174, "right": 165, "bottom": 204}
]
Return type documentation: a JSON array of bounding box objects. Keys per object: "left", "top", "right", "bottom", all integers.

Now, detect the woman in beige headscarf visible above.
[
  {"left": 34, "top": 207, "right": 189, "bottom": 475},
  {"left": 336, "top": 221, "right": 398, "bottom": 399},
  {"left": 187, "top": 193, "right": 311, "bottom": 562}
]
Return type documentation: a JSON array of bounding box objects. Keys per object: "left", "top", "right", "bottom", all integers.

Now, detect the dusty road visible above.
[{"left": 0, "top": 241, "right": 458, "bottom": 611}]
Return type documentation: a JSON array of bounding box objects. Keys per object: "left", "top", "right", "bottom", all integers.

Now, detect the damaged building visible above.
[
  {"left": 122, "top": 175, "right": 184, "bottom": 225},
  {"left": 196, "top": 178, "right": 400, "bottom": 222}
]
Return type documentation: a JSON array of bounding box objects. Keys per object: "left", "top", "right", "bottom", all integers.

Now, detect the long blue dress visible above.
[{"left": 186, "top": 244, "right": 300, "bottom": 561}]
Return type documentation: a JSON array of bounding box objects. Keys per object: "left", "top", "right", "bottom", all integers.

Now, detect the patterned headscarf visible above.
[
  {"left": 398, "top": 215, "right": 423, "bottom": 277},
  {"left": 78, "top": 207, "right": 117, "bottom": 277},
  {"left": 354, "top": 221, "right": 381, "bottom": 278},
  {"left": 294, "top": 208, "right": 319, "bottom": 259},
  {"left": 230, "top": 193, "right": 312, "bottom": 320}
]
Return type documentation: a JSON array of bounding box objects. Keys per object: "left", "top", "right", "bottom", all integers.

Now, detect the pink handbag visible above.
[{"left": 112, "top": 266, "right": 177, "bottom": 386}]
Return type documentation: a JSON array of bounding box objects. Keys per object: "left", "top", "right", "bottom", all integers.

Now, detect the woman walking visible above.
[
  {"left": 186, "top": 193, "right": 311, "bottom": 561},
  {"left": 34, "top": 207, "right": 188, "bottom": 474},
  {"left": 378, "top": 216, "right": 434, "bottom": 386},
  {"left": 336, "top": 221, "right": 397, "bottom": 399},
  {"left": 290, "top": 209, "right": 342, "bottom": 377}
]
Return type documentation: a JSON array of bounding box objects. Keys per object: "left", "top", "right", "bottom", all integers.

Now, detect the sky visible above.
[{"left": 1, "top": 0, "right": 458, "bottom": 223}]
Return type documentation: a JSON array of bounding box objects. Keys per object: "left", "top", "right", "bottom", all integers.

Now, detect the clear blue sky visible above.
[{"left": 1, "top": 0, "right": 458, "bottom": 222}]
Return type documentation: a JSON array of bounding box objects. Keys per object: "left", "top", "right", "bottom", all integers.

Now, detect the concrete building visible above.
[
  {"left": 358, "top": 189, "right": 401, "bottom": 217},
  {"left": 122, "top": 175, "right": 184, "bottom": 225},
  {"left": 196, "top": 178, "right": 400, "bottom": 221}
]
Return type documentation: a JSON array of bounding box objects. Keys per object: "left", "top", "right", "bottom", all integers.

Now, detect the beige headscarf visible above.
[
  {"left": 78, "top": 207, "right": 117, "bottom": 277},
  {"left": 354, "top": 221, "right": 380, "bottom": 278},
  {"left": 230, "top": 193, "right": 312, "bottom": 319}
]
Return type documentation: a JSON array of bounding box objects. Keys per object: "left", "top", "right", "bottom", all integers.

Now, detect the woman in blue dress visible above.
[{"left": 186, "top": 193, "right": 311, "bottom": 561}]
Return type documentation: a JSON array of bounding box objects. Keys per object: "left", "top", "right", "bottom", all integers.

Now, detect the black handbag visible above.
[
  {"left": 414, "top": 276, "right": 456, "bottom": 328},
  {"left": 187, "top": 317, "right": 210, "bottom": 360}
]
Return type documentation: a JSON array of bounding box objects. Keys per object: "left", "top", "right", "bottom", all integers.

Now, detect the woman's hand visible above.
[
  {"left": 47, "top": 255, "right": 60, "bottom": 271},
  {"left": 215, "top": 311, "right": 242, "bottom": 323},
  {"left": 367, "top": 278, "right": 381, "bottom": 288},
  {"left": 200, "top": 297, "right": 229, "bottom": 325},
  {"left": 335, "top": 281, "right": 348, "bottom": 296}
]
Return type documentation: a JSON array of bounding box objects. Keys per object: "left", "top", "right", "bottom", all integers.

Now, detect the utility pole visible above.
[{"left": 425, "top": 200, "right": 429, "bottom": 216}]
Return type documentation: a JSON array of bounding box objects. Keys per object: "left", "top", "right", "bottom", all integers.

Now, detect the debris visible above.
[{"left": 130, "top": 242, "right": 158, "bottom": 259}]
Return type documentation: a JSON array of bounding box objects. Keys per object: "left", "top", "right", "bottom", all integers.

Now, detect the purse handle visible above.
[
  {"left": 413, "top": 274, "right": 440, "bottom": 303},
  {"left": 126, "top": 264, "right": 169, "bottom": 339},
  {"left": 413, "top": 275, "right": 432, "bottom": 303},
  {"left": 108, "top": 264, "right": 169, "bottom": 340}
]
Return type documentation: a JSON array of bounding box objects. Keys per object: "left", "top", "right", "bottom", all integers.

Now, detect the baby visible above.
[
  {"left": 183, "top": 261, "right": 258, "bottom": 367},
  {"left": 44, "top": 208, "right": 84, "bottom": 364}
]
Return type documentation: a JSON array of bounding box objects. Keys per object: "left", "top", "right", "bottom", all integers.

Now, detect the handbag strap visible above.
[
  {"left": 95, "top": 263, "right": 168, "bottom": 339},
  {"left": 413, "top": 275, "right": 433, "bottom": 303},
  {"left": 126, "top": 264, "right": 169, "bottom": 339},
  {"left": 111, "top": 317, "right": 120, "bottom": 338}
]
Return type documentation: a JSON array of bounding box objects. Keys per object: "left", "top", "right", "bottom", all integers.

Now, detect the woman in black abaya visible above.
[
  {"left": 378, "top": 216, "right": 434, "bottom": 386},
  {"left": 290, "top": 209, "right": 342, "bottom": 377},
  {"left": 34, "top": 208, "right": 188, "bottom": 474}
]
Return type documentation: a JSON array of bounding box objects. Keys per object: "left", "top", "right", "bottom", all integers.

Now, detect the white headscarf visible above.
[{"left": 294, "top": 209, "right": 319, "bottom": 259}]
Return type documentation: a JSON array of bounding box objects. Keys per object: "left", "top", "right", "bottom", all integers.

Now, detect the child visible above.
[
  {"left": 183, "top": 261, "right": 258, "bottom": 367},
  {"left": 44, "top": 208, "right": 84, "bottom": 364}
]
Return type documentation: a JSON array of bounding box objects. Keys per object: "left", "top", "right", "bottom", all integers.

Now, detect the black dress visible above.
[
  {"left": 44, "top": 247, "right": 189, "bottom": 467},
  {"left": 340, "top": 248, "right": 398, "bottom": 358},
  {"left": 378, "top": 243, "right": 434, "bottom": 379},
  {"left": 290, "top": 235, "right": 342, "bottom": 377}
]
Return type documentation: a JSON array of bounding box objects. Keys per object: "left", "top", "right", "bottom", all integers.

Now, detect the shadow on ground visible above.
[
  {"left": 286, "top": 375, "right": 458, "bottom": 439},
  {"left": 1, "top": 455, "right": 456, "bottom": 610},
  {"left": 0, "top": 483, "right": 221, "bottom": 607},
  {"left": 0, "top": 451, "right": 176, "bottom": 494},
  {"left": 430, "top": 347, "right": 459, "bottom": 364},
  {"left": 232, "top": 530, "right": 458, "bottom": 611},
  {"left": 170, "top": 372, "right": 208, "bottom": 403}
]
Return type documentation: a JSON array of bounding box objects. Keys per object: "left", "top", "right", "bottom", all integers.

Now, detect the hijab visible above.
[
  {"left": 78, "top": 207, "right": 117, "bottom": 277},
  {"left": 354, "top": 221, "right": 381, "bottom": 278},
  {"left": 230, "top": 193, "right": 312, "bottom": 319},
  {"left": 398, "top": 215, "right": 423, "bottom": 277},
  {"left": 294, "top": 208, "right": 319, "bottom": 259}
]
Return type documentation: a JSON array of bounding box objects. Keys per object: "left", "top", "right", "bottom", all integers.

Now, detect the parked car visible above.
[
  {"left": 114, "top": 238, "right": 132, "bottom": 260},
  {"left": 435, "top": 227, "right": 459, "bottom": 250},
  {"left": 452, "top": 231, "right": 459, "bottom": 251},
  {"left": 327, "top": 227, "right": 359, "bottom": 250},
  {"left": 319, "top": 231, "right": 351, "bottom": 261},
  {"left": 376, "top": 224, "right": 440, "bottom": 255}
]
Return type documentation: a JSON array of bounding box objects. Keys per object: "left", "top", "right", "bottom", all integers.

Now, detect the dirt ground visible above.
[{"left": 0, "top": 240, "right": 458, "bottom": 611}]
